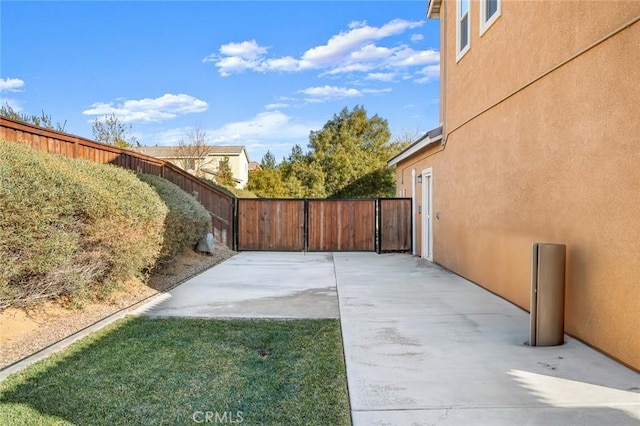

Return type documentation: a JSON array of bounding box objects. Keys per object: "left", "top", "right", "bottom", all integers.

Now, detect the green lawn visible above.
[{"left": 0, "top": 317, "right": 351, "bottom": 425}]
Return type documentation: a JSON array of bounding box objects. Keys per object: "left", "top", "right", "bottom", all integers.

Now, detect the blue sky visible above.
[{"left": 1, "top": 1, "right": 440, "bottom": 162}]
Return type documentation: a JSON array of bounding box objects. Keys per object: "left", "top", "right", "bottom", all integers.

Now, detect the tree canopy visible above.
[
  {"left": 175, "top": 125, "right": 210, "bottom": 177},
  {"left": 261, "top": 151, "right": 277, "bottom": 169},
  {"left": 216, "top": 156, "right": 235, "bottom": 187},
  {"left": 247, "top": 105, "right": 406, "bottom": 199},
  {"left": 0, "top": 103, "right": 66, "bottom": 132},
  {"left": 91, "top": 113, "right": 139, "bottom": 149}
]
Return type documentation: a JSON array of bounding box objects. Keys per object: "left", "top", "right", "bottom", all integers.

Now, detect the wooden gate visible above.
[
  {"left": 237, "top": 199, "right": 304, "bottom": 251},
  {"left": 308, "top": 199, "right": 375, "bottom": 251},
  {"left": 235, "top": 198, "right": 411, "bottom": 252},
  {"left": 379, "top": 198, "right": 412, "bottom": 252}
]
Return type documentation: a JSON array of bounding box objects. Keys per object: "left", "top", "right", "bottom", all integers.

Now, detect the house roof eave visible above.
[
  {"left": 427, "top": 0, "right": 442, "bottom": 19},
  {"left": 387, "top": 126, "right": 443, "bottom": 167}
]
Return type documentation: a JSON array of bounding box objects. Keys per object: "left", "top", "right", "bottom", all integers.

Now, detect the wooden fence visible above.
[
  {"left": 308, "top": 199, "right": 375, "bottom": 251},
  {"left": 237, "top": 199, "right": 305, "bottom": 251},
  {"left": 0, "top": 116, "right": 235, "bottom": 246},
  {"left": 379, "top": 198, "right": 412, "bottom": 252},
  {"left": 236, "top": 198, "right": 411, "bottom": 252}
]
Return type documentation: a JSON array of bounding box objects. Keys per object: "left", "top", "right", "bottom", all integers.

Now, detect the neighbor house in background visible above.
[
  {"left": 136, "top": 145, "right": 250, "bottom": 189},
  {"left": 248, "top": 161, "right": 262, "bottom": 172},
  {"left": 389, "top": 0, "right": 640, "bottom": 369}
]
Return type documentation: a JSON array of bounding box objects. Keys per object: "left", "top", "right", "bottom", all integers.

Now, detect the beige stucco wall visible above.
[
  {"left": 226, "top": 152, "right": 249, "bottom": 189},
  {"left": 396, "top": 1, "right": 640, "bottom": 369},
  {"left": 174, "top": 151, "right": 249, "bottom": 189}
]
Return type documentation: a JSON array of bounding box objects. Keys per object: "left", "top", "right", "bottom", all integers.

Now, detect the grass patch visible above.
[{"left": 0, "top": 317, "right": 351, "bottom": 425}]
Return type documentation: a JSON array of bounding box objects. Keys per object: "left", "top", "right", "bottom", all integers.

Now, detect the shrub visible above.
[
  {"left": 136, "top": 174, "right": 211, "bottom": 262},
  {"left": 0, "top": 141, "right": 167, "bottom": 309}
]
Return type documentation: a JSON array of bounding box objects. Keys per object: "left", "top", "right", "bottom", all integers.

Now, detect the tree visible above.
[
  {"left": 261, "top": 151, "right": 277, "bottom": 169},
  {"left": 216, "top": 156, "right": 235, "bottom": 187},
  {"left": 307, "top": 105, "right": 402, "bottom": 198},
  {"left": 248, "top": 106, "right": 404, "bottom": 199},
  {"left": 0, "top": 102, "right": 66, "bottom": 132},
  {"left": 91, "top": 113, "right": 139, "bottom": 149},
  {"left": 288, "top": 144, "right": 305, "bottom": 163},
  {"left": 280, "top": 154, "right": 326, "bottom": 198},
  {"left": 246, "top": 168, "right": 288, "bottom": 198},
  {"left": 392, "top": 127, "right": 422, "bottom": 148},
  {"left": 175, "top": 125, "right": 211, "bottom": 177}
]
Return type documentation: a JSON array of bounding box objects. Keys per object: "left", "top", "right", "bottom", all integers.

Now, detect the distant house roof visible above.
[
  {"left": 248, "top": 161, "right": 262, "bottom": 172},
  {"left": 135, "top": 145, "right": 246, "bottom": 158},
  {"left": 387, "top": 126, "right": 443, "bottom": 167}
]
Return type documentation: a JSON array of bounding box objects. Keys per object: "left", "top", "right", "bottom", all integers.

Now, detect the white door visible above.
[{"left": 422, "top": 168, "right": 433, "bottom": 261}]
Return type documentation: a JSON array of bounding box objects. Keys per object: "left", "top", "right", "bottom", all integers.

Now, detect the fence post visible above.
[
  {"left": 376, "top": 199, "right": 382, "bottom": 254},
  {"left": 232, "top": 198, "right": 239, "bottom": 251},
  {"left": 303, "top": 199, "right": 309, "bottom": 253}
]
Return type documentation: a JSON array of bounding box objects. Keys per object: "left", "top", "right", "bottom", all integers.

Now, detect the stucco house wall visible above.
[
  {"left": 392, "top": 0, "right": 640, "bottom": 370},
  {"left": 225, "top": 152, "right": 249, "bottom": 189}
]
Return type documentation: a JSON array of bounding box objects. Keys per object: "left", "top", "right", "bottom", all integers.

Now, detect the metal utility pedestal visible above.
[{"left": 530, "top": 243, "right": 566, "bottom": 347}]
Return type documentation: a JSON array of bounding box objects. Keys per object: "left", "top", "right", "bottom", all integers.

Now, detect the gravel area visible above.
[{"left": 0, "top": 246, "right": 236, "bottom": 370}]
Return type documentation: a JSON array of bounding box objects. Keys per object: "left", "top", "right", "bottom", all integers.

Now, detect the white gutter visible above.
[{"left": 387, "top": 133, "right": 442, "bottom": 167}]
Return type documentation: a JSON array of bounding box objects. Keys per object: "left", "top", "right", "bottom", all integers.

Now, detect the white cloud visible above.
[
  {"left": 298, "top": 85, "right": 362, "bottom": 103},
  {"left": 203, "top": 40, "right": 269, "bottom": 76},
  {"left": 411, "top": 34, "right": 424, "bottom": 42},
  {"left": 82, "top": 93, "right": 208, "bottom": 123},
  {"left": 204, "top": 18, "right": 438, "bottom": 80},
  {"left": 348, "top": 20, "right": 368, "bottom": 29},
  {"left": 295, "top": 85, "right": 392, "bottom": 104},
  {"left": 208, "top": 111, "right": 316, "bottom": 143},
  {"left": 219, "top": 40, "right": 267, "bottom": 59},
  {"left": 390, "top": 46, "right": 439, "bottom": 67},
  {"left": 322, "top": 44, "right": 438, "bottom": 76},
  {"left": 209, "top": 111, "right": 321, "bottom": 161},
  {"left": 263, "top": 56, "right": 299, "bottom": 72},
  {"left": 299, "top": 19, "right": 424, "bottom": 70},
  {"left": 414, "top": 64, "right": 440, "bottom": 84},
  {"left": 265, "top": 103, "right": 290, "bottom": 110},
  {"left": 362, "top": 88, "right": 392, "bottom": 94},
  {"left": 366, "top": 72, "right": 396, "bottom": 82},
  {"left": 0, "top": 78, "right": 25, "bottom": 93}
]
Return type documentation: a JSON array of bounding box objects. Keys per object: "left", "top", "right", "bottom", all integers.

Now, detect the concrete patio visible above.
[
  {"left": 140, "top": 252, "right": 339, "bottom": 319},
  {"left": 334, "top": 252, "right": 639, "bottom": 425},
  {"left": 139, "top": 251, "right": 640, "bottom": 425}
]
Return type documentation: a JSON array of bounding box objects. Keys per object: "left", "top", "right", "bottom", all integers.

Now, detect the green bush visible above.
[
  {"left": 136, "top": 174, "right": 211, "bottom": 262},
  {"left": 0, "top": 141, "right": 167, "bottom": 309}
]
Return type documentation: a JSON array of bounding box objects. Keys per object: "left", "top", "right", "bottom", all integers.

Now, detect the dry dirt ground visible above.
[{"left": 0, "top": 246, "right": 236, "bottom": 370}]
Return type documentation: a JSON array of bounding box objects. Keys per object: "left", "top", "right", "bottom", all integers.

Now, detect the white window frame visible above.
[
  {"left": 456, "top": 0, "right": 471, "bottom": 62},
  {"left": 480, "top": 0, "right": 501, "bottom": 36}
]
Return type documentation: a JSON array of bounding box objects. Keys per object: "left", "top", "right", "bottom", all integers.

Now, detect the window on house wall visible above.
[
  {"left": 480, "top": 0, "right": 501, "bottom": 35},
  {"left": 457, "top": 0, "right": 471, "bottom": 61}
]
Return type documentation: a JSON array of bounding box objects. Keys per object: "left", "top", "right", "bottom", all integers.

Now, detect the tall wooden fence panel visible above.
[
  {"left": 308, "top": 199, "right": 375, "bottom": 251},
  {"left": 0, "top": 117, "right": 235, "bottom": 246},
  {"left": 237, "top": 199, "right": 305, "bottom": 251},
  {"left": 379, "top": 198, "right": 412, "bottom": 252}
]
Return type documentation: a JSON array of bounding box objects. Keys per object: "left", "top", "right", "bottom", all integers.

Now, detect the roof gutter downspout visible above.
[
  {"left": 411, "top": 168, "right": 417, "bottom": 256},
  {"left": 440, "top": 1, "right": 447, "bottom": 147}
]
